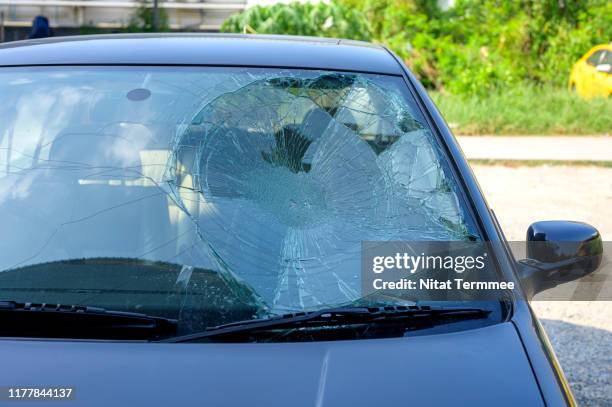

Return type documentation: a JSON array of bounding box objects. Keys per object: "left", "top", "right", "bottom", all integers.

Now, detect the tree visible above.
[{"left": 126, "top": 0, "right": 169, "bottom": 32}]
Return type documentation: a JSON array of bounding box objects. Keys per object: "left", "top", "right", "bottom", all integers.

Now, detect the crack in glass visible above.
[
  {"left": 166, "top": 70, "right": 476, "bottom": 313},
  {"left": 0, "top": 67, "right": 479, "bottom": 331}
]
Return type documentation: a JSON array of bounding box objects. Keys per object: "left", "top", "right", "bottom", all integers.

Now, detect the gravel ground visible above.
[{"left": 472, "top": 164, "right": 612, "bottom": 406}]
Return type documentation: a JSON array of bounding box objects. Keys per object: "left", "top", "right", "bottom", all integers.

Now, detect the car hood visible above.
[{"left": 0, "top": 322, "right": 543, "bottom": 406}]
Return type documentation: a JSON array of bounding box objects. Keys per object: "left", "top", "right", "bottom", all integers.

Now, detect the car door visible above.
[
  {"left": 592, "top": 50, "right": 611, "bottom": 97},
  {"left": 582, "top": 49, "right": 605, "bottom": 97}
]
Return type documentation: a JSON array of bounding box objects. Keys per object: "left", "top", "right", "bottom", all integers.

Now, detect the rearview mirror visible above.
[
  {"left": 595, "top": 63, "right": 611, "bottom": 73},
  {"left": 518, "top": 221, "right": 602, "bottom": 299}
]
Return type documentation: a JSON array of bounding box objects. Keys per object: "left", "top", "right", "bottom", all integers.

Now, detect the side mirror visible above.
[
  {"left": 518, "top": 221, "right": 603, "bottom": 298},
  {"left": 595, "top": 63, "right": 611, "bottom": 73}
]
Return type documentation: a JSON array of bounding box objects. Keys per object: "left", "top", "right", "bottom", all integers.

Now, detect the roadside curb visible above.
[{"left": 457, "top": 136, "right": 612, "bottom": 162}]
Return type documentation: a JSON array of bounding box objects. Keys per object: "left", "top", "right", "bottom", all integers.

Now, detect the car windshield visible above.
[{"left": 0, "top": 66, "right": 489, "bottom": 335}]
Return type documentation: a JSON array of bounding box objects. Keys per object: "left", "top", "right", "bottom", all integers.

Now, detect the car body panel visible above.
[
  {"left": 0, "top": 34, "right": 403, "bottom": 75},
  {"left": 0, "top": 34, "right": 575, "bottom": 406},
  {"left": 384, "top": 48, "right": 574, "bottom": 406},
  {"left": 0, "top": 322, "right": 543, "bottom": 407},
  {"left": 569, "top": 44, "right": 612, "bottom": 99}
]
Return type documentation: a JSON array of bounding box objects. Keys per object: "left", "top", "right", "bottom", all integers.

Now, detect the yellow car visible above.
[{"left": 569, "top": 43, "right": 611, "bottom": 98}]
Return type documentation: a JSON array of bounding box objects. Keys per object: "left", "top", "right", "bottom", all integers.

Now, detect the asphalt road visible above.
[{"left": 472, "top": 164, "right": 612, "bottom": 406}]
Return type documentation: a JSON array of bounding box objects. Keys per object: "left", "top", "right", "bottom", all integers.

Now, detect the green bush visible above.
[
  {"left": 342, "top": 0, "right": 612, "bottom": 95},
  {"left": 221, "top": 0, "right": 371, "bottom": 41},
  {"left": 223, "top": 0, "right": 611, "bottom": 96},
  {"left": 125, "top": 1, "right": 169, "bottom": 32}
]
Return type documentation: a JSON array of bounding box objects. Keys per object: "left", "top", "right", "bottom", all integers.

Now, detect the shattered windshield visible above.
[{"left": 0, "top": 66, "right": 482, "bottom": 334}]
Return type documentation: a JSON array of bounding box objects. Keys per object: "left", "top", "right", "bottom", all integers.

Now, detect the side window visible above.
[
  {"left": 602, "top": 50, "right": 612, "bottom": 66},
  {"left": 586, "top": 50, "right": 604, "bottom": 66}
]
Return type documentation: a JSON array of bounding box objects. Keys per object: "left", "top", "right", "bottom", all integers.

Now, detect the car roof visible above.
[{"left": 0, "top": 33, "right": 403, "bottom": 75}]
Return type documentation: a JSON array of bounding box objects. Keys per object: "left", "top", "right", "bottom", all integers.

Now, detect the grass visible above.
[{"left": 431, "top": 85, "right": 612, "bottom": 135}]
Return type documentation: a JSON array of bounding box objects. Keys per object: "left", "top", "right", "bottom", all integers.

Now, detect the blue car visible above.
[{"left": 0, "top": 34, "right": 603, "bottom": 406}]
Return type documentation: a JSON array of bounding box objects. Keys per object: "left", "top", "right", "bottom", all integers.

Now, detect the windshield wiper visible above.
[
  {"left": 162, "top": 305, "right": 491, "bottom": 343},
  {"left": 0, "top": 301, "right": 177, "bottom": 340}
]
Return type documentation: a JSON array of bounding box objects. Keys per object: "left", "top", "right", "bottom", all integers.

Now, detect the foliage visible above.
[
  {"left": 431, "top": 85, "right": 612, "bottom": 135},
  {"left": 78, "top": 25, "right": 105, "bottom": 35},
  {"left": 342, "top": 0, "right": 612, "bottom": 95},
  {"left": 125, "top": 1, "right": 170, "bottom": 32},
  {"left": 222, "top": 0, "right": 611, "bottom": 96},
  {"left": 221, "top": 0, "right": 371, "bottom": 41}
]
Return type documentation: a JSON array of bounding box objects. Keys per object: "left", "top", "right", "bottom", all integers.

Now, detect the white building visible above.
[
  {"left": 0, "top": 0, "right": 454, "bottom": 42},
  {"left": 0, "top": 0, "right": 247, "bottom": 41}
]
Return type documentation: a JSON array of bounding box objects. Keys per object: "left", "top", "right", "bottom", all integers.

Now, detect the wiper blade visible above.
[
  {"left": 0, "top": 301, "right": 177, "bottom": 340},
  {"left": 163, "top": 305, "right": 490, "bottom": 343}
]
